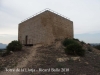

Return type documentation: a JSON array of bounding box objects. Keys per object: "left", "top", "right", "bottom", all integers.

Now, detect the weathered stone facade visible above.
[{"left": 18, "top": 10, "right": 73, "bottom": 45}]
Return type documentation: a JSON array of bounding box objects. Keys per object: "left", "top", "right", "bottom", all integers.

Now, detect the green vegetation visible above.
[
  {"left": 94, "top": 45, "right": 100, "bottom": 50},
  {"left": 87, "top": 46, "right": 92, "bottom": 52},
  {"left": 62, "top": 38, "right": 76, "bottom": 47},
  {"left": 7, "top": 40, "right": 22, "bottom": 52},
  {"left": 0, "top": 50, "right": 6, "bottom": 56},
  {"left": 80, "top": 41, "right": 85, "bottom": 45},
  {"left": 56, "top": 63, "right": 65, "bottom": 68},
  {"left": 63, "top": 38, "right": 85, "bottom": 56},
  {"left": 1, "top": 40, "right": 22, "bottom": 57},
  {"left": 73, "top": 38, "right": 79, "bottom": 41}
]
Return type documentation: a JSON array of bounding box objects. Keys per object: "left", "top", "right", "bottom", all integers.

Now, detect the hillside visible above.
[
  {"left": 0, "top": 40, "right": 100, "bottom": 75},
  {"left": 0, "top": 43, "right": 7, "bottom": 49}
]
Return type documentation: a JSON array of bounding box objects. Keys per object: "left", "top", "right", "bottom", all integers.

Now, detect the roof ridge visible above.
[{"left": 20, "top": 8, "right": 71, "bottom": 23}]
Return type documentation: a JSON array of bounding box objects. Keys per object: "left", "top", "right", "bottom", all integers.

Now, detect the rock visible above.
[
  {"left": 10, "top": 51, "right": 13, "bottom": 54},
  {"left": 79, "top": 59, "right": 81, "bottom": 61},
  {"left": 85, "top": 62, "right": 89, "bottom": 65},
  {"left": 71, "top": 57, "right": 80, "bottom": 61},
  {"left": 57, "top": 57, "right": 69, "bottom": 62}
]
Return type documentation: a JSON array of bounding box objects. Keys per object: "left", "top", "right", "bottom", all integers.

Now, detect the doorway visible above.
[{"left": 25, "top": 35, "right": 28, "bottom": 45}]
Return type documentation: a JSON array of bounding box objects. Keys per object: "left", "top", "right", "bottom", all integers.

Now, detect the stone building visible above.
[{"left": 18, "top": 9, "right": 73, "bottom": 45}]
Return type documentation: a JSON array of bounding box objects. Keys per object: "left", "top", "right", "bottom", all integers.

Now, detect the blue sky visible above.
[{"left": 0, "top": 0, "right": 100, "bottom": 44}]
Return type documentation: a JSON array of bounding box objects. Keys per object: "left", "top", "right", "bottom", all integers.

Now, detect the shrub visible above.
[
  {"left": 73, "top": 38, "right": 79, "bottom": 41},
  {"left": 56, "top": 63, "right": 65, "bottom": 68},
  {"left": 62, "top": 38, "right": 75, "bottom": 47},
  {"left": 80, "top": 41, "right": 85, "bottom": 45},
  {"left": 7, "top": 40, "right": 22, "bottom": 52},
  {"left": 0, "top": 51, "right": 2, "bottom": 56},
  {"left": 87, "top": 46, "right": 92, "bottom": 52},
  {"left": 1, "top": 51, "right": 10, "bottom": 57},
  {"left": 65, "top": 42, "right": 85, "bottom": 56},
  {"left": 94, "top": 45, "right": 100, "bottom": 50},
  {"left": 87, "top": 43, "right": 91, "bottom": 45}
]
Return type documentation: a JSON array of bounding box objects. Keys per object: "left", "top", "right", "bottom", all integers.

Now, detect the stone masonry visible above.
[{"left": 18, "top": 10, "right": 73, "bottom": 45}]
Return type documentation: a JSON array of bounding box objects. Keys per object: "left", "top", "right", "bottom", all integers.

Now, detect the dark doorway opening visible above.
[
  {"left": 25, "top": 35, "right": 28, "bottom": 45},
  {"left": 24, "top": 35, "right": 33, "bottom": 46}
]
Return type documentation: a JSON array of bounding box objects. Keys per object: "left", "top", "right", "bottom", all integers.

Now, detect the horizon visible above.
[{"left": 0, "top": 0, "right": 100, "bottom": 44}]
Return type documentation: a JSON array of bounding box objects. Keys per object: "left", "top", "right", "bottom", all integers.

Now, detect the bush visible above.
[
  {"left": 87, "top": 46, "right": 92, "bottom": 52},
  {"left": 62, "top": 38, "right": 75, "bottom": 47},
  {"left": 81, "top": 41, "right": 85, "bottom": 45},
  {"left": 1, "top": 51, "right": 10, "bottom": 57},
  {"left": 65, "top": 42, "right": 85, "bottom": 56},
  {"left": 94, "top": 45, "right": 100, "bottom": 50},
  {"left": 7, "top": 40, "right": 22, "bottom": 52},
  {"left": 87, "top": 43, "right": 91, "bottom": 45},
  {"left": 73, "top": 38, "right": 79, "bottom": 41}
]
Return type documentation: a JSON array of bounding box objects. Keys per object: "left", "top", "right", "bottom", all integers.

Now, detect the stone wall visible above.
[{"left": 18, "top": 10, "right": 73, "bottom": 45}]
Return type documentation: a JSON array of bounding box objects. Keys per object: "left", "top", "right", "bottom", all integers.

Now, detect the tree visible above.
[{"left": 7, "top": 40, "right": 22, "bottom": 52}]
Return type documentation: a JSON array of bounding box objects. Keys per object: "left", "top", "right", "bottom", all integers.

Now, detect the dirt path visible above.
[{"left": 0, "top": 44, "right": 42, "bottom": 75}]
